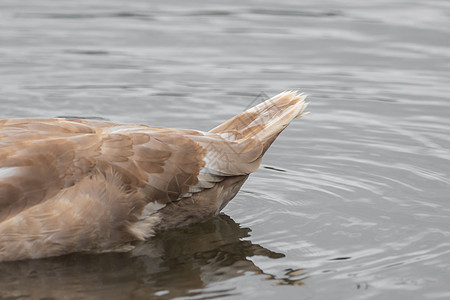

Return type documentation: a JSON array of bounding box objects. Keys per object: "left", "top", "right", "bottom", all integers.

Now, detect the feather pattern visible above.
[{"left": 0, "top": 91, "right": 308, "bottom": 261}]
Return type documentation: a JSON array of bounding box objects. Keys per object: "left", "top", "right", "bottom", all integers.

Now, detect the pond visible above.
[{"left": 0, "top": 0, "right": 449, "bottom": 299}]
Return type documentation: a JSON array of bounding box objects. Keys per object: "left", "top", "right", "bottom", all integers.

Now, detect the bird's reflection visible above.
[{"left": 0, "top": 214, "right": 305, "bottom": 299}]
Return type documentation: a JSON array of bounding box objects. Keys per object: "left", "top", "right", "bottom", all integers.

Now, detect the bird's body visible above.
[{"left": 0, "top": 91, "right": 307, "bottom": 261}]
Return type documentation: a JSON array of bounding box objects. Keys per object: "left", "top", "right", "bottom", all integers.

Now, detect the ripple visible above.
[
  {"left": 2, "top": 0, "right": 450, "bottom": 298},
  {"left": 16, "top": 12, "right": 154, "bottom": 20}
]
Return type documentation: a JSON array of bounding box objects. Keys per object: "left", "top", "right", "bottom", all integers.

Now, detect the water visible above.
[{"left": 1, "top": 0, "right": 449, "bottom": 299}]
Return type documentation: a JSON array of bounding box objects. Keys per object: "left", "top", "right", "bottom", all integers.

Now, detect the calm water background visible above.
[{"left": 1, "top": 0, "right": 450, "bottom": 299}]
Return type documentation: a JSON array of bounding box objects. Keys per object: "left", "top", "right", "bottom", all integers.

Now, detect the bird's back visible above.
[{"left": 0, "top": 91, "right": 308, "bottom": 261}]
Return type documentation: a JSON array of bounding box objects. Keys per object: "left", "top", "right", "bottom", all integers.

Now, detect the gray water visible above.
[{"left": 1, "top": 0, "right": 450, "bottom": 299}]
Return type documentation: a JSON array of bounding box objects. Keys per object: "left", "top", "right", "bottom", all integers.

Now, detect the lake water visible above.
[{"left": 1, "top": 0, "right": 449, "bottom": 299}]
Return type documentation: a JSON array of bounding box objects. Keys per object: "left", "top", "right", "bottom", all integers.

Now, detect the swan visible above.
[{"left": 0, "top": 91, "right": 308, "bottom": 261}]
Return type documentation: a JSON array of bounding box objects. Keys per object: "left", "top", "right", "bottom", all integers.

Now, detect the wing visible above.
[
  {"left": 0, "top": 118, "right": 108, "bottom": 222},
  {"left": 0, "top": 118, "right": 262, "bottom": 249},
  {"left": 0, "top": 118, "right": 249, "bottom": 222}
]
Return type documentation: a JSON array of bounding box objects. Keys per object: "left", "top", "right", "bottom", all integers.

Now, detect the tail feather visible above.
[
  {"left": 158, "top": 91, "right": 309, "bottom": 226},
  {"left": 210, "top": 91, "right": 308, "bottom": 152}
]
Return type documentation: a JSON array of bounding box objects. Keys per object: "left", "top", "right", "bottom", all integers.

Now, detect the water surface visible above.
[{"left": 1, "top": 0, "right": 449, "bottom": 299}]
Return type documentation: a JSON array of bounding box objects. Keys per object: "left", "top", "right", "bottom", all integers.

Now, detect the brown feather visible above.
[{"left": 0, "top": 91, "right": 308, "bottom": 261}]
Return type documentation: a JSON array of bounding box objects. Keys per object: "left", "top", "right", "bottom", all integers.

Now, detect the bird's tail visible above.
[
  {"left": 209, "top": 91, "right": 308, "bottom": 153},
  {"left": 155, "top": 91, "right": 309, "bottom": 229}
]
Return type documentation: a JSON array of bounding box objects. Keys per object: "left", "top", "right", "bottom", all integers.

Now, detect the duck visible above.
[{"left": 0, "top": 91, "right": 308, "bottom": 261}]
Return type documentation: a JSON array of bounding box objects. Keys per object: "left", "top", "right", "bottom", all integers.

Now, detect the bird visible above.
[{"left": 0, "top": 91, "right": 308, "bottom": 261}]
